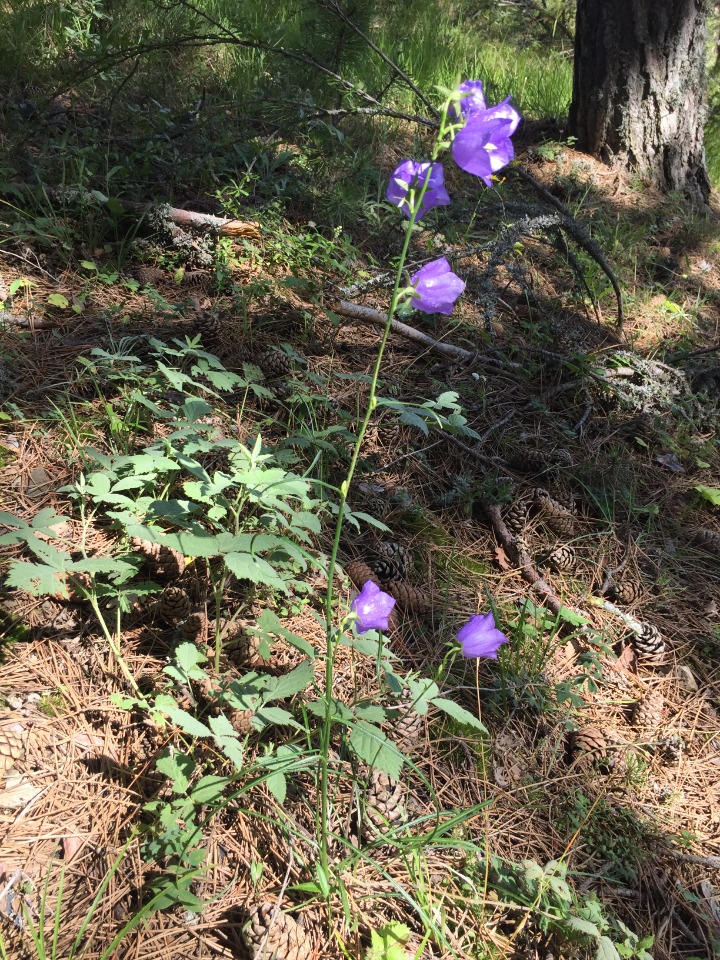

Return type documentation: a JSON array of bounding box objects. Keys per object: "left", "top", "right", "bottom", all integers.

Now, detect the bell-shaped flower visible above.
[
  {"left": 457, "top": 611, "right": 509, "bottom": 659},
  {"left": 409, "top": 257, "right": 465, "bottom": 316},
  {"left": 386, "top": 159, "right": 451, "bottom": 220},
  {"left": 352, "top": 580, "right": 396, "bottom": 634},
  {"left": 450, "top": 79, "right": 487, "bottom": 120},
  {"left": 452, "top": 97, "right": 521, "bottom": 187}
]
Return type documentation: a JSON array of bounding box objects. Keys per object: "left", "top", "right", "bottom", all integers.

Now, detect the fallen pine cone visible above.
[
  {"left": 159, "top": 586, "right": 192, "bottom": 623},
  {"left": 503, "top": 499, "right": 529, "bottom": 535},
  {"left": 0, "top": 714, "right": 27, "bottom": 778},
  {"left": 369, "top": 541, "right": 410, "bottom": 584},
  {"left": 631, "top": 623, "right": 668, "bottom": 667},
  {"left": 568, "top": 725, "right": 607, "bottom": 769},
  {"left": 542, "top": 544, "right": 577, "bottom": 573},
  {"left": 244, "top": 903, "right": 312, "bottom": 960},
  {"left": 130, "top": 537, "right": 185, "bottom": 581},
  {"left": 178, "top": 612, "right": 209, "bottom": 645},
  {"left": 387, "top": 581, "right": 432, "bottom": 614},
  {"left": 254, "top": 348, "right": 294, "bottom": 380},
  {"left": 610, "top": 578, "right": 644, "bottom": 605},
  {"left": 632, "top": 690, "right": 666, "bottom": 732},
  {"left": 345, "top": 560, "right": 380, "bottom": 591},
  {"left": 362, "top": 768, "right": 407, "bottom": 840},
  {"left": 534, "top": 490, "right": 577, "bottom": 537}
]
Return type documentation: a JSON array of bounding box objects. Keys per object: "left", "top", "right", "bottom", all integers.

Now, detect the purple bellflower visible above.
[
  {"left": 386, "top": 160, "right": 451, "bottom": 220},
  {"left": 450, "top": 79, "right": 487, "bottom": 120},
  {"left": 457, "top": 611, "right": 510, "bottom": 659},
  {"left": 352, "top": 580, "right": 396, "bottom": 634},
  {"left": 409, "top": 257, "right": 466, "bottom": 315},
  {"left": 452, "top": 97, "right": 522, "bottom": 187}
]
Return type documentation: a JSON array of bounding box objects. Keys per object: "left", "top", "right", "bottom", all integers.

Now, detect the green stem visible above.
[{"left": 317, "top": 124, "right": 450, "bottom": 877}]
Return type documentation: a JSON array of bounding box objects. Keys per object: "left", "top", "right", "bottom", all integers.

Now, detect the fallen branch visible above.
[
  {"left": 481, "top": 501, "right": 563, "bottom": 616},
  {"left": 334, "top": 300, "right": 475, "bottom": 360},
  {"left": 4, "top": 185, "right": 261, "bottom": 239}
]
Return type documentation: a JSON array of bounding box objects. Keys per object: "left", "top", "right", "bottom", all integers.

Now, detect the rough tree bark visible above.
[{"left": 569, "top": 0, "right": 711, "bottom": 202}]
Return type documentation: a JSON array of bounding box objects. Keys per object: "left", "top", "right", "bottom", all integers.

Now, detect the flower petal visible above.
[
  {"left": 352, "top": 580, "right": 396, "bottom": 633},
  {"left": 385, "top": 160, "right": 451, "bottom": 220},
  {"left": 410, "top": 257, "right": 466, "bottom": 316}
]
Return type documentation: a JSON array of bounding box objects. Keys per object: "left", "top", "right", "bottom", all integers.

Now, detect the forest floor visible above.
[{"left": 0, "top": 96, "right": 720, "bottom": 960}]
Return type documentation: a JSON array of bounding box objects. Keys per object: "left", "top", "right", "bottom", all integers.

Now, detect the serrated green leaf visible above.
[
  {"left": 348, "top": 720, "right": 403, "bottom": 778},
  {"left": 595, "top": 937, "right": 622, "bottom": 960},
  {"left": 565, "top": 915, "right": 602, "bottom": 938},
  {"left": 224, "top": 552, "right": 287, "bottom": 592},
  {"left": 5, "top": 561, "right": 69, "bottom": 598},
  {"left": 695, "top": 484, "right": 720, "bottom": 506},
  {"left": 265, "top": 769, "right": 287, "bottom": 804},
  {"left": 155, "top": 750, "right": 195, "bottom": 794},
  {"left": 174, "top": 642, "right": 208, "bottom": 675},
  {"left": 48, "top": 293, "right": 69, "bottom": 308},
  {"left": 265, "top": 659, "right": 314, "bottom": 700},
  {"left": 190, "top": 775, "right": 232, "bottom": 804},
  {"left": 159, "top": 705, "right": 212, "bottom": 738},
  {"left": 253, "top": 705, "right": 302, "bottom": 730},
  {"left": 431, "top": 696, "right": 487, "bottom": 733}
]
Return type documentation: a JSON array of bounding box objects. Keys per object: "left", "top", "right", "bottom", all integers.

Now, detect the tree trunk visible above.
[{"left": 569, "top": 0, "right": 711, "bottom": 202}]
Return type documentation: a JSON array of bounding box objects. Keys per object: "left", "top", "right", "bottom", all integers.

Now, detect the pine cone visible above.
[
  {"left": 693, "top": 527, "right": 720, "bottom": 556},
  {"left": 631, "top": 622, "right": 668, "bottom": 666},
  {"left": 182, "top": 269, "right": 214, "bottom": 293},
  {"left": 244, "top": 903, "right": 312, "bottom": 960},
  {"left": 597, "top": 658, "right": 631, "bottom": 698},
  {"left": 130, "top": 537, "right": 185, "bottom": 581},
  {"left": 345, "top": 560, "right": 380, "bottom": 591},
  {"left": 655, "top": 734, "right": 683, "bottom": 764},
  {"left": 370, "top": 541, "right": 410, "bottom": 583},
  {"left": 602, "top": 728, "right": 631, "bottom": 775},
  {"left": 535, "top": 492, "right": 576, "bottom": 537},
  {"left": 229, "top": 709, "right": 254, "bottom": 735},
  {"left": 0, "top": 715, "right": 27, "bottom": 777},
  {"left": 610, "top": 578, "right": 643, "bottom": 605},
  {"left": 508, "top": 447, "right": 548, "bottom": 474},
  {"left": 392, "top": 689, "right": 425, "bottom": 749},
  {"left": 254, "top": 348, "right": 294, "bottom": 380},
  {"left": 135, "top": 266, "right": 166, "bottom": 287},
  {"left": 224, "top": 631, "right": 267, "bottom": 667},
  {"left": 552, "top": 448, "right": 574, "bottom": 468},
  {"left": 387, "top": 581, "right": 432, "bottom": 614},
  {"left": 159, "top": 586, "right": 192, "bottom": 623},
  {"left": 542, "top": 544, "right": 577, "bottom": 573},
  {"left": 362, "top": 769, "right": 407, "bottom": 839},
  {"left": 632, "top": 690, "right": 666, "bottom": 731},
  {"left": 568, "top": 725, "right": 607, "bottom": 768},
  {"left": 193, "top": 312, "right": 223, "bottom": 342},
  {"left": 502, "top": 499, "right": 529, "bottom": 535},
  {"left": 178, "top": 612, "right": 209, "bottom": 645}
]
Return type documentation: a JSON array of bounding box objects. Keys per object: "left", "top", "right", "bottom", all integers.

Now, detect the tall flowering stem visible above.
[{"left": 317, "top": 102, "right": 456, "bottom": 879}]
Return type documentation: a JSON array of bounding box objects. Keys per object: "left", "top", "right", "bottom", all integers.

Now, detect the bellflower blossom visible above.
[
  {"left": 386, "top": 160, "right": 451, "bottom": 220},
  {"left": 457, "top": 611, "right": 509, "bottom": 659},
  {"left": 352, "top": 580, "right": 396, "bottom": 634},
  {"left": 452, "top": 96, "right": 522, "bottom": 187},
  {"left": 450, "top": 79, "right": 488, "bottom": 120},
  {"left": 410, "top": 258, "right": 465, "bottom": 315}
]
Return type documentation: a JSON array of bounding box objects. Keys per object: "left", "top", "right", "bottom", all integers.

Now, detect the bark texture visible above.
[{"left": 569, "top": 0, "right": 711, "bottom": 202}]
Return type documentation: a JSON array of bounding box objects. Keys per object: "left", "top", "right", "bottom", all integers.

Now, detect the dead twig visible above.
[{"left": 334, "top": 300, "right": 475, "bottom": 360}]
